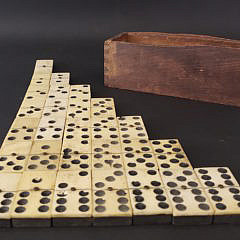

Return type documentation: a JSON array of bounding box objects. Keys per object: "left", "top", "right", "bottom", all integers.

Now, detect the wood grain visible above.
[{"left": 104, "top": 32, "right": 240, "bottom": 107}]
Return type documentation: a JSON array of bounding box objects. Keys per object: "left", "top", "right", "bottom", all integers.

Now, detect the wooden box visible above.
[{"left": 104, "top": 32, "right": 240, "bottom": 107}]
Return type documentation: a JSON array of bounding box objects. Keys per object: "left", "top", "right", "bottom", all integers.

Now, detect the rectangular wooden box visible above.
[{"left": 104, "top": 32, "right": 240, "bottom": 107}]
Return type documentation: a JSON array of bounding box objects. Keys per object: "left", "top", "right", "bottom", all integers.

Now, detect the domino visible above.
[
  {"left": 91, "top": 98, "right": 114, "bottom": 108},
  {"left": 70, "top": 85, "right": 91, "bottom": 98},
  {"left": 70, "top": 84, "right": 91, "bottom": 92},
  {"left": 93, "top": 189, "right": 132, "bottom": 226},
  {"left": 91, "top": 116, "right": 118, "bottom": 128},
  {"left": 55, "top": 170, "right": 91, "bottom": 191},
  {"left": 52, "top": 190, "right": 92, "bottom": 227},
  {"left": 91, "top": 106, "right": 116, "bottom": 118},
  {"left": 129, "top": 188, "right": 172, "bottom": 224},
  {"left": 50, "top": 73, "right": 70, "bottom": 86},
  {"left": 66, "top": 107, "right": 90, "bottom": 119},
  {"left": 63, "top": 130, "right": 91, "bottom": 151},
  {"left": 117, "top": 116, "right": 145, "bottom": 128},
  {"left": 30, "top": 73, "right": 51, "bottom": 82},
  {"left": 42, "top": 106, "right": 67, "bottom": 118},
  {"left": 65, "top": 117, "right": 91, "bottom": 128},
  {"left": 68, "top": 98, "right": 90, "bottom": 108},
  {"left": 38, "top": 116, "right": 66, "bottom": 128},
  {"left": 0, "top": 192, "right": 16, "bottom": 227},
  {"left": 91, "top": 127, "right": 120, "bottom": 140},
  {"left": 27, "top": 84, "right": 49, "bottom": 93},
  {"left": 205, "top": 187, "right": 240, "bottom": 224},
  {"left": 0, "top": 141, "right": 33, "bottom": 156},
  {"left": 44, "top": 98, "right": 68, "bottom": 108},
  {"left": 23, "top": 89, "right": 48, "bottom": 97},
  {"left": 167, "top": 188, "right": 214, "bottom": 225},
  {"left": 59, "top": 153, "right": 91, "bottom": 171},
  {"left": 3, "top": 128, "right": 36, "bottom": 145},
  {"left": 68, "top": 99, "right": 91, "bottom": 108},
  {"left": 126, "top": 169, "right": 163, "bottom": 189},
  {"left": 11, "top": 190, "right": 53, "bottom": 227},
  {"left": 0, "top": 155, "right": 27, "bottom": 172},
  {"left": 26, "top": 154, "right": 60, "bottom": 171},
  {"left": 49, "top": 85, "right": 70, "bottom": 91},
  {"left": 29, "top": 72, "right": 50, "bottom": 83},
  {"left": 30, "top": 140, "right": 62, "bottom": 155},
  {"left": 34, "top": 59, "right": 53, "bottom": 66},
  {"left": 92, "top": 169, "right": 127, "bottom": 190},
  {"left": 17, "top": 107, "right": 43, "bottom": 119},
  {"left": 70, "top": 84, "right": 90, "bottom": 90},
  {"left": 0, "top": 173, "right": 22, "bottom": 191},
  {"left": 121, "top": 139, "right": 153, "bottom": 153},
  {"left": 150, "top": 139, "right": 185, "bottom": 154},
  {"left": 92, "top": 153, "right": 124, "bottom": 170},
  {"left": 62, "top": 141, "right": 92, "bottom": 155},
  {"left": 29, "top": 79, "right": 50, "bottom": 88},
  {"left": 34, "top": 59, "right": 53, "bottom": 74},
  {"left": 68, "top": 88, "right": 91, "bottom": 106},
  {"left": 24, "top": 89, "right": 48, "bottom": 98},
  {"left": 160, "top": 168, "right": 202, "bottom": 189},
  {"left": 63, "top": 127, "right": 91, "bottom": 140},
  {"left": 17, "top": 171, "right": 56, "bottom": 191},
  {"left": 194, "top": 167, "right": 239, "bottom": 188},
  {"left": 119, "top": 126, "right": 148, "bottom": 140},
  {"left": 92, "top": 139, "right": 122, "bottom": 154},
  {"left": 11, "top": 117, "right": 40, "bottom": 129},
  {"left": 20, "top": 96, "right": 46, "bottom": 109},
  {"left": 51, "top": 72, "right": 70, "bottom": 80},
  {"left": 155, "top": 153, "right": 192, "bottom": 170},
  {"left": 35, "top": 127, "right": 64, "bottom": 141},
  {"left": 47, "top": 87, "right": 70, "bottom": 99},
  {"left": 123, "top": 152, "right": 158, "bottom": 170}
]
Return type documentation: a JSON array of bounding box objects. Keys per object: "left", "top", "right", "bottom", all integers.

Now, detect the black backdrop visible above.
[{"left": 1, "top": 1, "right": 240, "bottom": 239}]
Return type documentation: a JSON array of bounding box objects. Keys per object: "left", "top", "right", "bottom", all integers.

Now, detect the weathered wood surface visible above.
[{"left": 104, "top": 32, "right": 240, "bottom": 107}]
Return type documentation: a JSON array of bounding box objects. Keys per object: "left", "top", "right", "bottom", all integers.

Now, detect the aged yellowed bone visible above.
[{"left": 0, "top": 59, "right": 238, "bottom": 227}]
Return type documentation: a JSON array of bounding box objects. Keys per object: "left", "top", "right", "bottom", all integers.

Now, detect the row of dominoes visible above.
[
  {"left": 0, "top": 138, "right": 187, "bottom": 172},
  {"left": 1, "top": 165, "right": 237, "bottom": 191},
  {"left": 0, "top": 60, "right": 240, "bottom": 227},
  {"left": 0, "top": 166, "right": 239, "bottom": 227}
]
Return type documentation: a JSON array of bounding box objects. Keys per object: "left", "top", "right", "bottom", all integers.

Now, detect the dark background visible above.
[{"left": 1, "top": 0, "right": 240, "bottom": 239}]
